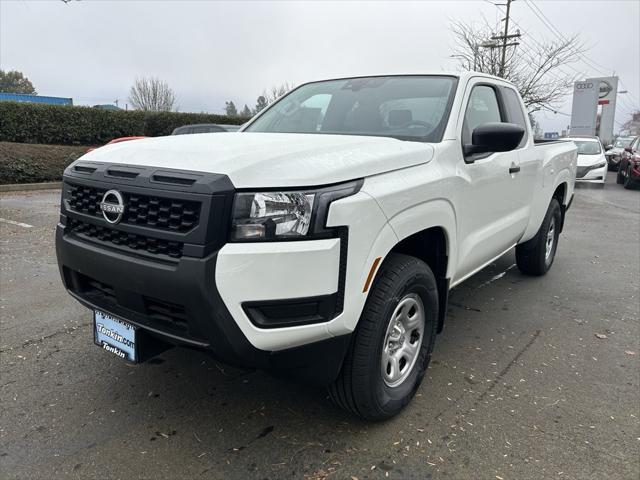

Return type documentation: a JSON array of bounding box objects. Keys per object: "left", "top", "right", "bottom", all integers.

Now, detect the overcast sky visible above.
[{"left": 1, "top": 0, "right": 638, "bottom": 133}]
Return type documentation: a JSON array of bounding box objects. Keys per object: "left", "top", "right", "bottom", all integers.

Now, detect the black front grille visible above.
[
  {"left": 576, "top": 166, "right": 590, "bottom": 178},
  {"left": 72, "top": 271, "right": 188, "bottom": 334},
  {"left": 67, "top": 218, "right": 184, "bottom": 258},
  {"left": 144, "top": 297, "right": 188, "bottom": 330},
  {"left": 68, "top": 184, "right": 201, "bottom": 233}
]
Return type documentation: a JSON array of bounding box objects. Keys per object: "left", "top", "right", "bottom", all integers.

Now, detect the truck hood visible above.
[{"left": 79, "top": 132, "right": 434, "bottom": 188}]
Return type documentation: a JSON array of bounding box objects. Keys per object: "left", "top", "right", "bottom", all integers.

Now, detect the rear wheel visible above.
[
  {"left": 516, "top": 198, "right": 562, "bottom": 276},
  {"left": 328, "top": 253, "right": 438, "bottom": 420}
]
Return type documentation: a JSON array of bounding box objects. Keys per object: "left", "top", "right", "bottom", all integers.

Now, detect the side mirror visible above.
[
  {"left": 464, "top": 122, "right": 525, "bottom": 159},
  {"left": 624, "top": 146, "right": 633, "bottom": 153}
]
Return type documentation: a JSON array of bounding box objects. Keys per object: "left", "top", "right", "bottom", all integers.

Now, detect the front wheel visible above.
[
  {"left": 328, "top": 253, "right": 438, "bottom": 420},
  {"left": 516, "top": 198, "right": 562, "bottom": 276}
]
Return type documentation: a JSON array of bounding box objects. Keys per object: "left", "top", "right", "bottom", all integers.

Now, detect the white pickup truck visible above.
[{"left": 56, "top": 73, "right": 577, "bottom": 419}]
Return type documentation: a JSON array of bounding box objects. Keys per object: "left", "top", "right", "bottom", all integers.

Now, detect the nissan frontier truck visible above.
[{"left": 56, "top": 73, "right": 577, "bottom": 419}]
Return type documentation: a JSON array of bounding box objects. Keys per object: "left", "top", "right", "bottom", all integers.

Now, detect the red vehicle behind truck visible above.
[{"left": 617, "top": 136, "right": 640, "bottom": 189}]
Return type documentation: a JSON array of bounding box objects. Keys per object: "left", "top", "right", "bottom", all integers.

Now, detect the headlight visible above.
[
  {"left": 231, "top": 181, "right": 362, "bottom": 241},
  {"left": 594, "top": 161, "right": 607, "bottom": 169},
  {"left": 232, "top": 191, "right": 315, "bottom": 239}
]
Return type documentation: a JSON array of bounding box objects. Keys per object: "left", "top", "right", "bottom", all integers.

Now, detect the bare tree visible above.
[
  {"left": 450, "top": 20, "right": 585, "bottom": 113},
  {"left": 262, "top": 81, "right": 295, "bottom": 105},
  {"left": 128, "top": 77, "right": 176, "bottom": 112}
]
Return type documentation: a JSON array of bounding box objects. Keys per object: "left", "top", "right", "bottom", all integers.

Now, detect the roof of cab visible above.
[{"left": 298, "top": 71, "right": 513, "bottom": 86}]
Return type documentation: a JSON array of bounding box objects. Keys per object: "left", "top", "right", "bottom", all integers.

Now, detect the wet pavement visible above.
[{"left": 1, "top": 173, "right": 638, "bottom": 479}]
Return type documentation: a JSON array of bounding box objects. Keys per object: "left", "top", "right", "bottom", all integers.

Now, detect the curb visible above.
[{"left": 0, "top": 182, "right": 62, "bottom": 193}]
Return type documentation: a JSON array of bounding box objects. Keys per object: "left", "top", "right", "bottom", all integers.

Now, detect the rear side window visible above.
[
  {"left": 462, "top": 85, "right": 502, "bottom": 145},
  {"left": 502, "top": 87, "right": 528, "bottom": 148},
  {"left": 192, "top": 125, "right": 224, "bottom": 134},
  {"left": 173, "top": 126, "right": 189, "bottom": 135}
]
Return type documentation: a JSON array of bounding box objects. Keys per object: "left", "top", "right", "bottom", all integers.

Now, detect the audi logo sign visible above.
[{"left": 576, "top": 82, "right": 594, "bottom": 90}]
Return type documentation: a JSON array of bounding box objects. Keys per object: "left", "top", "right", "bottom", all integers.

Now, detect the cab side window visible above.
[{"left": 462, "top": 85, "right": 502, "bottom": 145}]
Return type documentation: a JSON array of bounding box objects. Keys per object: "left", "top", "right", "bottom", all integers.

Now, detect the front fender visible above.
[
  {"left": 327, "top": 193, "right": 456, "bottom": 335},
  {"left": 385, "top": 199, "right": 457, "bottom": 279}
]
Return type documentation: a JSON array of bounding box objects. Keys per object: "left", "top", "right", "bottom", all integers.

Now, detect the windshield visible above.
[
  {"left": 245, "top": 76, "right": 458, "bottom": 142},
  {"left": 614, "top": 138, "right": 633, "bottom": 148},
  {"left": 573, "top": 140, "right": 602, "bottom": 155}
]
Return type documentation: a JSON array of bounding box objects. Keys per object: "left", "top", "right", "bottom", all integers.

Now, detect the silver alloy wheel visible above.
[
  {"left": 545, "top": 216, "right": 556, "bottom": 261},
  {"left": 381, "top": 293, "right": 425, "bottom": 388}
]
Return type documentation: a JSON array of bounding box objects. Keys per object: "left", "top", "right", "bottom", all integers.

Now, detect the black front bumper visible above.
[
  {"left": 55, "top": 163, "right": 350, "bottom": 386},
  {"left": 56, "top": 226, "right": 350, "bottom": 385}
]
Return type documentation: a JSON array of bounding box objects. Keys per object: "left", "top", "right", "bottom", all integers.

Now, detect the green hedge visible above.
[
  {"left": 0, "top": 142, "right": 87, "bottom": 184},
  {"left": 0, "top": 102, "right": 248, "bottom": 146}
]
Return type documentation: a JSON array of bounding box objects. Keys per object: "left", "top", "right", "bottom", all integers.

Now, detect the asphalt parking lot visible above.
[{"left": 1, "top": 173, "right": 638, "bottom": 480}]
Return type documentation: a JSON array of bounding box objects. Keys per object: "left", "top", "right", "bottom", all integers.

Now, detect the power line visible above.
[
  {"left": 528, "top": 0, "right": 640, "bottom": 114},
  {"left": 483, "top": 0, "right": 588, "bottom": 81},
  {"left": 618, "top": 95, "right": 639, "bottom": 113},
  {"left": 541, "top": 106, "right": 571, "bottom": 117},
  {"left": 504, "top": 0, "right": 640, "bottom": 111},
  {"left": 619, "top": 79, "right": 640, "bottom": 105},
  {"left": 521, "top": 1, "right": 596, "bottom": 78},
  {"left": 524, "top": 0, "right": 614, "bottom": 76}
]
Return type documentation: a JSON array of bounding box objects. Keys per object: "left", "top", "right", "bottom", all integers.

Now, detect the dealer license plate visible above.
[{"left": 94, "top": 310, "right": 138, "bottom": 362}]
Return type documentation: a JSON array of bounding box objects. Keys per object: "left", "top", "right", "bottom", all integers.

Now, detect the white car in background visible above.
[{"left": 569, "top": 136, "right": 607, "bottom": 185}]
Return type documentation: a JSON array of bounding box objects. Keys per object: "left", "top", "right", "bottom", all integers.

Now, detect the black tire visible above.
[
  {"left": 328, "top": 253, "right": 438, "bottom": 420},
  {"left": 617, "top": 167, "right": 625, "bottom": 184},
  {"left": 623, "top": 165, "right": 635, "bottom": 189},
  {"left": 516, "top": 198, "right": 562, "bottom": 276}
]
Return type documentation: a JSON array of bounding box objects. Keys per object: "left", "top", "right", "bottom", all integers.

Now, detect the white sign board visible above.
[
  {"left": 570, "top": 81, "right": 599, "bottom": 136},
  {"left": 588, "top": 76, "right": 618, "bottom": 145}
]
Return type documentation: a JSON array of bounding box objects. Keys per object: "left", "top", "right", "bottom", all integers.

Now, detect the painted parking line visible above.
[{"left": 0, "top": 218, "right": 34, "bottom": 229}]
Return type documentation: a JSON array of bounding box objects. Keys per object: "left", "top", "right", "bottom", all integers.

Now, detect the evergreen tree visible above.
[{"left": 225, "top": 101, "right": 238, "bottom": 117}]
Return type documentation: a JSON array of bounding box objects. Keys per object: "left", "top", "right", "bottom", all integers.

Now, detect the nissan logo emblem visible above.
[
  {"left": 599, "top": 80, "right": 613, "bottom": 99},
  {"left": 99, "top": 190, "right": 125, "bottom": 224}
]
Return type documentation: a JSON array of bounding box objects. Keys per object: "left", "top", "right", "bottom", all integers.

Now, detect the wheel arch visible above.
[
  {"left": 552, "top": 181, "right": 568, "bottom": 232},
  {"left": 387, "top": 226, "right": 450, "bottom": 333}
]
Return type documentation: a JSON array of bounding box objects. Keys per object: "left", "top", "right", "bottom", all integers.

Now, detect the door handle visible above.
[{"left": 509, "top": 164, "right": 521, "bottom": 174}]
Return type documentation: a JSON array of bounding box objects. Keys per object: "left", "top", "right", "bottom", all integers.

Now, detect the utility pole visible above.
[
  {"left": 486, "top": 0, "right": 521, "bottom": 78},
  {"left": 500, "top": 0, "right": 512, "bottom": 77}
]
